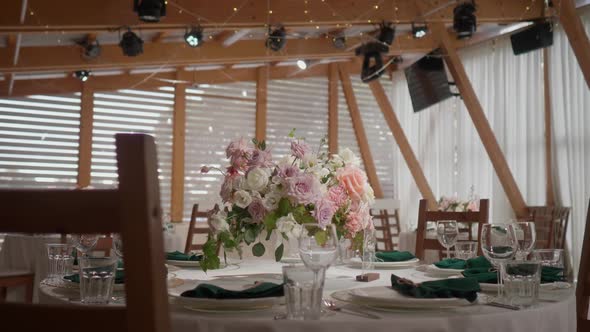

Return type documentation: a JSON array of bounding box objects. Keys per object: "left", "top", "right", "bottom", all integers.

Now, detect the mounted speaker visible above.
[{"left": 510, "top": 22, "right": 553, "bottom": 55}]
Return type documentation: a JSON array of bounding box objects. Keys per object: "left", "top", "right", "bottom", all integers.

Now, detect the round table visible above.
[{"left": 38, "top": 259, "right": 576, "bottom": 332}]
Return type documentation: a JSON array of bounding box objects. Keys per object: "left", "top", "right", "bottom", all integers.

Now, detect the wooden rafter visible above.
[
  {"left": 170, "top": 71, "right": 186, "bottom": 222},
  {"left": 255, "top": 66, "right": 268, "bottom": 142},
  {"left": 338, "top": 64, "right": 384, "bottom": 199},
  {"left": 543, "top": 48, "right": 555, "bottom": 206},
  {"left": 557, "top": 0, "right": 590, "bottom": 89},
  {"left": 327, "top": 63, "right": 338, "bottom": 155},
  {"left": 77, "top": 82, "right": 93, "bottom": 188},
  {"left": 368, "top": 80, "right": 437, "bottom": 210}
]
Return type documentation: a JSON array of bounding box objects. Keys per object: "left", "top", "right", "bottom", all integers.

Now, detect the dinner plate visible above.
[
  {"left": 348, "top": 257, "right": 420, "bottom": 269},
  {"left": 479, "top": 282, "right": 559, "bottom": 292},
  {"left": 415, "top": 264, "right": 464, "bottom": 277},
  {"left": 168, "top": 274, "right": 284, "bottom": 311},
  {"left": 165, "top": 260, "right": 202, "bottom": 267},
  {"left": 347, "top": 286, "right": 472, "bottom": 308}
]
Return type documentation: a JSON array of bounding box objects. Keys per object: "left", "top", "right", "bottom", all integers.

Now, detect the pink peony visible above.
[
  {"left": 286, "top": 174, "right": 321, "bottom": 205},
  {"left": 226, "top": 138, "right": 251, "bottom": 158},
  {"left": 277, "top": 164, "right": 300, "bottom": 178},
  {"left": 327, "top": 185, "right": 348, "bottom": 208},
  {"left": 336, "top": 165, "right": 367, "bottom": 201},
  {"left": 290, "top": 141, "right": 311, "bottom": 159},
  {"left": 226, "top": 138, "right": 253, "bottom": 171},
  {"left": 248, "top": 148, "right": 273, "bottom": 168},
  {"left": 344, "top": 203, "right": 373, "bottom": 236},
  {"left": 248, "top": 198, "right": 267, "bottom": 222},
  {"left": 314, "top": 198, "right": 336, "bottom": 227}
]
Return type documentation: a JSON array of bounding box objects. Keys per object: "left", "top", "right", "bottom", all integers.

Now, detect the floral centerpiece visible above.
[
  {"left": 199, "top": 131, "right": 375, "bottom": 270},
  {"left": 437, "top": 196, "right": 479, "bottom": 212}
]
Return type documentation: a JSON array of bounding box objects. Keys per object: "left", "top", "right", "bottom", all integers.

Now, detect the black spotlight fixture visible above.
[
  {"left": 77, "top": 38, "right": 101, "bottom": 60},
  {"left": 355, "top": 42, "right": 389, "bottom": 83},
  {"left": 74, "top": 70, "right": 91, "bottom": 82},
  {"left": 119, "top": 29, "right": 144, "bottom": 57},
  {"left": 134, "top": 0, "right": 166, "bottom": 23},
  {"left": 392, "top": 55, "right": 404, "bottom": 64},
  {"left": 453, "top": 0, "right": 477, "bottom": 39},
  {"left": 332, "top": 33, "right": 346, "bottom": 49},
  {"left": 266, "top": 26, "right": 287, "bottom": 52},
  {"left": 412, "top": 23, "right": 428, "bottom": 39},
  {"left": 184, "top": 26, "right": 203, "bottom": 47},
  {"left": 377, "top": 21, "right": 396, "bottom": 46}
]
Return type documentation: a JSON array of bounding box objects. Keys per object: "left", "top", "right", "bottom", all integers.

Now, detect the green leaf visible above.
[
  {"left": 275, "top": 243, "right": 284, "bottom": 262},
  {"left": 277, "top": 197, "right": 292, "bottom": 217},
  {"left": 314, "top": 230, "right": 327, "bottom": 246},
  {"left": 281, "top": 232, "right": 289, "bottom": 241},
  {"left": 261, "top": 140, "right": 266, "bottom": 151},
  {"left": 244, "top": 227, "right": 257, "bottom": 245},
  {"left": 265, "top": 230, "right": 273, "bottom": 241},
  {"left": 288, "top": 128, "right": 296, "bottom": 138},
  {"left": 252, "top": 242, "right": 266, "bottom": 257},
  {"left": 201, "top": 236, "right": 221, "bottom": 272},
  {"left": 263, "top": 211, "right": 279, "bottom": 231},
  {"left": 252, "top": 138, "right": 259, "bottom": 145}
]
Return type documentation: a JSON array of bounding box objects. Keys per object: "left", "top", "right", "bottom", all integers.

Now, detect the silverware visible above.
[
  {"left": 322, "top": 299, "right": 381, "bottom": 319},
  {"left": 485, "top": 301, "right": 520, "bottom": 310}
]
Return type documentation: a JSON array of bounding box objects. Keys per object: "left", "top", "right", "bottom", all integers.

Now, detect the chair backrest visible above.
[
  {"left": 552, "top": 206, "right": 570, "bottom": 250},
  {"left": 577, "top": 200, "right": 590, "bottom": 332},
  {"left": 370, "top": 207, "right": 401, "bottom": 252},
  {"left": 415, "top": 199, "right": 489, "bottom": 261},
  {"left": 528, "top": 206, "right": 571, "bottom": 249},
  {"left": 0, "top": 134, "right": 170, "bottom": 332},
  {"left": 185, "top": 203, "right": 213, "bottom": 253}
]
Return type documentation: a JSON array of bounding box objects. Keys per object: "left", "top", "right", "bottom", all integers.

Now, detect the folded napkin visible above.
[
  {"left": 166, "top": 251, "right": 202, "bottom": 261},
  {"left": 181, "top": 282, "right": 284, "bottom": 299},
  {"left": 390, "top": 274, "right": 480, "bottom": 302},
  {"left": 461, "top": 266, "right": 565, "bottom": 284},
  {"left": 434, "top": 256, "right": 493, "bottom": 270},
  {"left": 64, "top": 270, "right": 125, "bottom": 284},
  {"left": 375, "top": 251, "right": 416, "bottom": 262}
]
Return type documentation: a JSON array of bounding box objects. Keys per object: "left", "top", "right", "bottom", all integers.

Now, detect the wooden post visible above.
[
  {"left": 433, "top": 24, "right": 529, "bottom": 218},
  {"left": 543, "top": 48, "right": 555, "bottom": 206},
  {"left": 558, "top": 0, "right": 590, "bottom": 89},
  {"left": 337, "top": 64, "right": 384, "bottom": 198},
  {"left": 77, "top": 82, "right": 94, "bottom": 188},
  {"left": 255, "top": 66, "right": 269, "bottom": 142},
  {"left": 368, "top": 80, "right": 437, "bottom": 210},
  {"left": 170, "top": 73, "right": 187, "bottom": 222},
  {"left": 328, "top": 63, "right": 339, "bottom": 155}
]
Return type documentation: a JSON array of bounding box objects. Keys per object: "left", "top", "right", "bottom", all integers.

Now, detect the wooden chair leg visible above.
[
  {"left": 24, "top": 279, "right": 34, "bottom": 303},
  {"left": 0, "top": 287, "right": 6, "bottom": 303}
]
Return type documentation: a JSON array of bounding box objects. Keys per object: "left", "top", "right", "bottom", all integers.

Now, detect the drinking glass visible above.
[
  {"left": 282, "top": 265, "right": 325, "bottom": 320},
  {"left": 454, "top": 241, "right": 478, "bottom": 259},
  {"left": 46, "top": 243, "right": 74, "bottom": 279},
  {"left": 481, "top": 223, "right": 518, "bottom": 300},
  {"left": 79, "top": 256, "right": 118, "bottom": 304},
  {"left": 362, "top": 228, "right": 377, "bottom": 271},
  {"left": 533, "top": 249, "right": 564, "bottom": 268},
  {"left": 514, "top": 222, "right": 536, "bottom": 260},
  {"left": 112, "top": 233, "right": 124, "bottom": 258},
  {"left": 436, "top": 221, "right": 459, "bottom": 259},
  {"left": 503, "top": 260, "right": 541, "bottom": 308},
  {"left": 70, "top": 234, "right": 99, "bottom": 256}
]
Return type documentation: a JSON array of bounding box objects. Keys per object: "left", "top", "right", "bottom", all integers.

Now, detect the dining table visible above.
[{"left": 38, "top": 258, "right": 576, "bottom": 332}]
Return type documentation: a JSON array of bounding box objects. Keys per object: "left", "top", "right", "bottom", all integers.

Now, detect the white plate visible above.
[
  {"left": 479, "top": 282, "right": 558, "bottom": 292},
  {"left": 348, "top": 286, "right": 472, "bottom": 308},
  {"left": 348, "top": 257, "right": 420, "bottom": 269},
  {"left": 168, "top": 274, "right": 284, "bottom": 310},
  {"left": 419, "top": 264, "right": 464, "bottom": 276},
  {"left": 165, "top": 260, "right": 202, "bottom": 267}
]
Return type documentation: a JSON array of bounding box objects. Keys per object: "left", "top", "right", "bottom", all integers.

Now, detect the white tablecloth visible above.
[{"left": 39, "top": 259, "right": 576, "bottom": 332}]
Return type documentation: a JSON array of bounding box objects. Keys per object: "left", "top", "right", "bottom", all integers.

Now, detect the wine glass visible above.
[
  {"left": 481, "top": 223, "right": 518, "bottom": 300},
  {"left": 112, "top": 233, "right": 124, "bottom": 258},
  {"left": 70, "top": 234, "right": 99, "bottom": 256},
  {"left": 299, "top": 223, "right": 339, "bottom": 272},
  {"left": 514, "top": 222, "right": 536, "bottom": 260},
  {"left": 436, "top": 221, "right": 459, "bottom": 259}
]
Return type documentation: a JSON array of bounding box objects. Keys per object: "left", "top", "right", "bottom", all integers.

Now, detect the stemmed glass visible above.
[
  {"left": 481, "top": 223, "right": 518, "bottom": 300},
  {"left": 70, "top": 234, "right": 99, "bottom": 257},
  {"left": 112, "top": 234, "right": 124, "bottom": 258},
  {"left": 436, "top": 221, "right": 459, "bottom": 259},
  {"left": 514, "top": 222, "right": 536, "bottom": 260}
]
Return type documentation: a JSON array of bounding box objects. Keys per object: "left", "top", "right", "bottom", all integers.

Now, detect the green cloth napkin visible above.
[
  {"left": 390, "top": 274, "right": 480, "bottom": 303},
  {"left": 166, "top": 251, "right": 202, "bottom": 261},
  {"left": 375, "top": 251, "right": 416, "bottom": 262},
  {"left": 181, "top": 282, "right": 284, "bottom": 299},
  {"left": 64, "top": 270, "right": 125, "bottom": 284},
  {"left": 461, "top": 266, "right": 565, "bottom": 284},
  {"left": 434, "top": 256, "right": 493, "bottom": 270}
]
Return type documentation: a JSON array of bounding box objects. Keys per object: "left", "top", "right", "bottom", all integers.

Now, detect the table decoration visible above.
[{"left": 199, "top": 130, "right": 375, "bottom": 270}]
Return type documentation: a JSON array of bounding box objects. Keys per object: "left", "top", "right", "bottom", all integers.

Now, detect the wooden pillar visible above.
[
  {"left": 337, "top": 64, "right": 384, "bottom": 198},
  {"left": 255, "top": 66, "right": 268, "bottom": 142},
  {"left": 170, "top": 74, "right": 187, "bottom": 222},
  {"left": 433, "top": 24, "right": 529, "bottom": 218},
  {"left": 368, "top": 80, "right": 437, "bottom": 210},
  {"left": 77, "top": 82, "right": 94, "bottom": 188},
  {"left": 543, "top": 48, "right": 555, "bottom": 206},
  {"left": 558, "top": 0, "right": 590, "bottom": 89},
  {"left": 328, "top": 63, "right": 339, "bottom": 155}
]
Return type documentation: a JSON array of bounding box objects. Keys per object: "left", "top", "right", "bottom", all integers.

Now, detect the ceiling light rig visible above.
[
  {"left": 184, "top": 26, "right": 204, "bottom": 47},
  {"left": 412, "top": 23, "right": 428, "bottom": 39},
  {"left": 453, "top": 0, "right": 477, "bottom": 39},
  {"left": 119, "top": 28, "right": 144, "bottom": 57},
  {"left": 134, "top": 0, "right": 167, "bottom": 23},
  {"left": 355, "top": 21, "right": 395, "bottom": 83},
  {"left": 332, "top": 33, "right": 346, "bottom": 49},
  {"left": 74, "top": 70, "right": 91, "bottom": 82},
  {"left": 296, "top": 59, "right": 310, "bottom": 70},
  {"left": 77, "top": 38, "right": 101, "bottom": 60},
  {"left": 266, "top": 25, "right": 287, "bottom": 52},
  {"left": 377, "top": 21, "right": 396, "bottom": 46}
]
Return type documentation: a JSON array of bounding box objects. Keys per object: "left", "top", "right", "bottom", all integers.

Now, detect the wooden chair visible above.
[
  {"left": 0, "top": 271, "right": 34, "bottom": 303},
  {"left": 528, "top": 206, "right": 571, "bottom": 249},
  {"left": 552, "top": 206, "right": 570, "bottom": 250},
  {"left": 415, "top": 199, "right": 489, "bottom": 261},
  {"left": 577, "top": 199, "right": 590, "bottom": 332},
  {"left": 370, "top": 199, "right": 401, "bottom": 252},
  {"left": 0, "top": 133, "right": 170, "bottom": 332},
  {"left": 185, "top": 203, "right": 218, "bottom": 253}
]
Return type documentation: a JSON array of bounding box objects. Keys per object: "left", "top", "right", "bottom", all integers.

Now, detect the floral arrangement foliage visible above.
[{"left": 200, "top": 131, "right": 375, "bottom": 270}]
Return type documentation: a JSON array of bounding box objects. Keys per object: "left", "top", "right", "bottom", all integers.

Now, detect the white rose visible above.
[
  {"left": 276, "top": 213, "right": 298, "bottom": 238},
  {"left": 209, "top": 212, "right": 229, "bottom": 233},
  {"left": 338, "top": 148, "right": 360, "bottom": 166},
  {"left": 301, "top": 153, "right": 318, "bottom": 168},
  {"left": 262, "top": 192, "right": 281, "bottom": 211},
  {"left": 246, "top": 167, "right": 270, "bottom": 192},
  {"left": 278, "top": 155, "right": 297, "bottom": 167},
  {"left": 361, "top": 183, "right": 375, "bottom": 205},
  {"left": 233, "top": 190, "right": 252, "bottom": 208}
]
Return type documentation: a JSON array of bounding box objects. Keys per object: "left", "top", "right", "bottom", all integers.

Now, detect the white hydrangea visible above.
[
  {"left": 246, "top": 167, "right": 270, "bottom": 192},
  {"left": 233, "top": 190, "right": 252, "bottom": 208},
  {"left": 276, "top": 213, "right": 303, "bottom": 239},
  {"left": 262, "top": 191, "right": 281, "bottom": 210}
]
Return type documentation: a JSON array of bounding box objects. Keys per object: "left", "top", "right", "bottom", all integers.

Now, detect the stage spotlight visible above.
[
  {"left": 74, "top": 70, "right": 91, "bottom": 82},
  {"left": 332, "top": 34, "right": 346, "bottom": 49},
  {"left": 378, "top": 21, "right": 395, "bottom": 46},
  {"left": 296, "top": 60, "right": 310, "bottom": 70},
  {"left": 77, "top": 38, "right": 101, "bottom": 60},
  {"left": 134, "top": 0, "right": 166, "bottom": 23},
  {"left": 119, "top": 29, "right": 144, "bottom": 57},
  {"left": 453, "top": 1, "right": 477, "bottom": 39},
  {"left": 355, "top": 42, "right": 389, "bottom": 83},
  {"left": 412, "top": 23, "right": 428, "bottom": 39},
  {"left": 266, "top": 26, "right": 287, "bottom": 52},
  {"left": 184, "top": 26, "right": 203, "bottom": 47}
]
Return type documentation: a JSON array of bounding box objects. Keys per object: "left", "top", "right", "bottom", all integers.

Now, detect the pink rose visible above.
[
  {"left": 248, "top": 149, "right": 273, "bottom": 168},
  {"left": 314, "top": 198, "right": 336, "bottom": 227},
  {"left": 220, "top": 174, "right": 243, "bottom": 203},
  {"left": 327, "top": 185, "right": 348, "bottom": 208},
  {"left": 277, "top": 164, "right": 300, "bottom": 178},
  {"left": 336, "top": 165, "right": 367, "bottom": 201},
  {"left": 286, "top": 174, "right": 321, "bottom": 205},
  {"left": 290, "top": 141, "right": 311, "bottom": 159},
  {"left": 248, "top": 198, "right": 267, "bottom": 222},
  {"left": 466, "top": 200, "right": 479, "bottom": 211},
  {"left": 345, "top": 203, "right": 372, "bottom": 236}
]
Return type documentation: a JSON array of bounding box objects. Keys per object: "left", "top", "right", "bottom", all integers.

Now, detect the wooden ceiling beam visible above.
[{"left": 0, "top": 0, "right": 546, "bottom": 33}]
